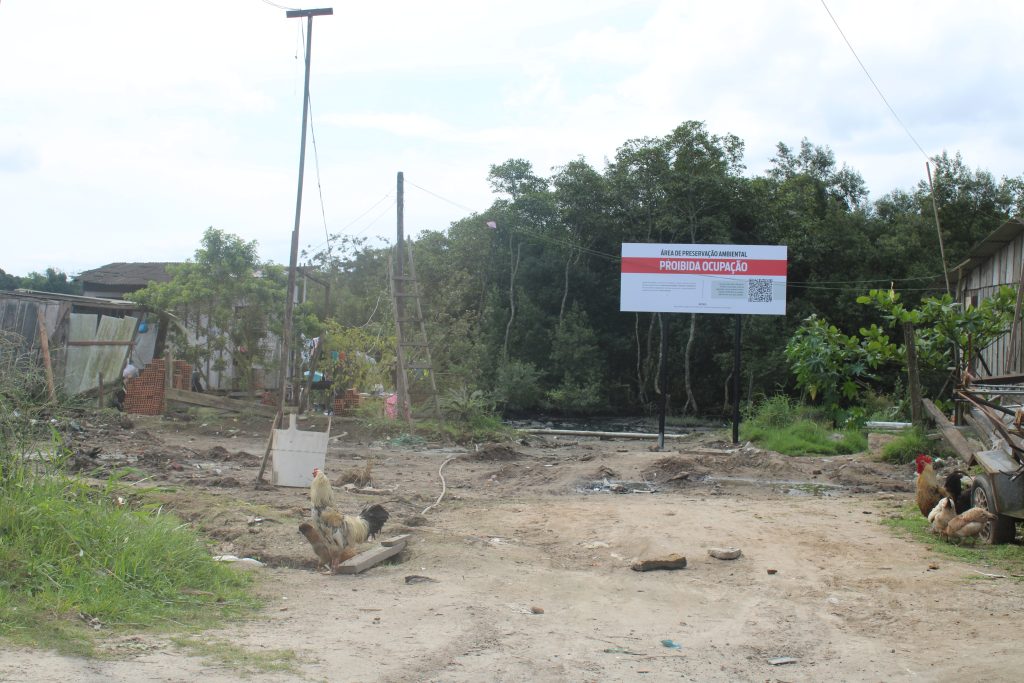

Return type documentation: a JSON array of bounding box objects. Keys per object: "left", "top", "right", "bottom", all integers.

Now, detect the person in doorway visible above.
[
  {"left": 116, "top": 360, "right": 140, "bottom": 411},
  {"left": 191, "top": 368, "right": 204, "bottom": 393},
  {"left": 122, "top": 361, "right": 140, "bottom": 381}
]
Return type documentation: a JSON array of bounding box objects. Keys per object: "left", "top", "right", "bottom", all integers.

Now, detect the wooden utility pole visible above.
[
  {"left": 926, "top": 162, "right": 951, "bottom": 295},
  {"left": 397, "top": 172, "right": 405, "bottom": 277},
  {"left": 259, "top": 6, "right": 333, "bottom": 485}
]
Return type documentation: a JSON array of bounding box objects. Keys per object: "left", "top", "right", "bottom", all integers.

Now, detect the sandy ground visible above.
[{"left": 2, "top": 412, "right": 1023, "bottom": 682}]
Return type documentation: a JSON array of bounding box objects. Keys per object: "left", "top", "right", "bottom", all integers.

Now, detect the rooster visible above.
[
  {"left": 927, "top": 498, "right": 956, "bottom": 535},
  {"left": 942, "top": 506, "right": 998, "bottom": 544},
  {"left": 298, "top": 522, "right": 341, "bottom": 572},
  {"left": 306, "top": 467, "right": 389, "bottom": 573},
  {"left": 915, "top": 454, "right": 947, "bottom": 518}
]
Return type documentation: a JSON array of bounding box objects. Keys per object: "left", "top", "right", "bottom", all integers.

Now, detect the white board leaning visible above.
[{"left": 620, "top": 243, "right": 787, "bottom": 315}]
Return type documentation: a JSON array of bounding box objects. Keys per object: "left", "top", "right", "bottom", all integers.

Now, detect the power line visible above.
[
  {"left": 406, "top": 179, "right": 479, "bottom": 214},
  {"left": 258, "top": 0, "right": 299, "bottom": 11},
  {"left": 306, "top": 97, "right": 332, "bottom": 260},
  {"left": 351, "top": 199, "right": 398, "bottom": 239},
  {"left": 819, "top": 0, "right": 929, "bottom": 159}
]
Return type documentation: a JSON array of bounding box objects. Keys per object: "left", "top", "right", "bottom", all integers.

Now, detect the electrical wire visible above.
[
  {"left": 351, "top": 199, "right": 398, "bottom": 239},
  {"left": 306, "top": 93, "right": 332, "bottom": 261},
  {"left": 258, "top": 0, "right": 299, "bottom": 11},
  {"left": 819, "top": 0, "right": 929, "bottom": 159},
  {"left": 303, "top": 192, "right": 394, "bottom": 255},
  {"left": 406, "top": 180, "right": 479, "bottom": 214},
  {"left": 358, "top": 292, "right": 385, "bottom": 327}
]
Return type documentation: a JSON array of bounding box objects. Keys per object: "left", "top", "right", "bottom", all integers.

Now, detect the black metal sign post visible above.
[{"left": 732, "top": 315, "right": 741, "bottom": 444}]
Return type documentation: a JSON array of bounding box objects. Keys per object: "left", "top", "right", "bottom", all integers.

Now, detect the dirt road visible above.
[{"left": 2, "top": 415, "right": 1022, "bottom": 682}]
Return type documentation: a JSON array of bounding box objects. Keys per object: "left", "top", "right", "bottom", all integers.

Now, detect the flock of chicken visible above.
[
  {"left": 298, "top": 467, "right": 390, "bottom": 573},
  {"left": 915, "top": 454, "right": 996, "bottom": 542}
]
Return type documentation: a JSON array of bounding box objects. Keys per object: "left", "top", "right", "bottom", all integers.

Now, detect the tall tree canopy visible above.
[{"left": 280, "top": 122, "right": 1024, "bottom": 416}]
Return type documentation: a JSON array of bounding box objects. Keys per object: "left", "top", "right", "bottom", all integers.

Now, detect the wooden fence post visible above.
[{"left": 36, "top": 307, "right": 56, "bottom": 402}]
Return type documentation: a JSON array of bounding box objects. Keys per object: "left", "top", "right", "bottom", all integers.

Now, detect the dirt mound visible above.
[
  {"left": 642, "top": 456, "right": 702, "bottom": 488},
  {"left": 201, "top": 446, "right": 260, "bottom": 464},
  {"left": 468, "top": 444, "right": 524, "bottom": 461}
]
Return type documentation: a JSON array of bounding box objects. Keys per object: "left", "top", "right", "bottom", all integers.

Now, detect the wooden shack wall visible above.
[
  {"left": 0, "top": 297, "right": 66, "bottom": 356},
  {"left": 959, "top": 230, "right": 1024, "bottom": 376}
]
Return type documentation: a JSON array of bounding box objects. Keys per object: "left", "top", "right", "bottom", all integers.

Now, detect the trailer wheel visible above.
[{"left": 971, "top": 474, "right": 1017, "bottom": 545}]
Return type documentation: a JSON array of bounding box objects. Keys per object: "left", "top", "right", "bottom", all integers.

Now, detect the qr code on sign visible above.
[{"left": 748, "top": 278, "right": 773, "bottom": 303}]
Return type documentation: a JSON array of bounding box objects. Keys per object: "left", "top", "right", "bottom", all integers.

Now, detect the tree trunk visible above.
[
  {"left": 634, "top": 313, "right": 657, "bottom": 406},
  {"left": 683, "top": 313, "right": 698, "bottom": 414},
  {"left": 502, "top": 239, "right": 522, "bottom": 359},
  {"left": 559, "top": 247, "right": 581, "bottom": 323}
]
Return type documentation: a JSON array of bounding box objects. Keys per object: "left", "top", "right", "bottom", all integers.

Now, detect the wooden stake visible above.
[
  {"left": 36, "top": 307, "right": 56, "bottom": 402},
  {"left": 256, "top": 409, "right": 283, "bottom": 484}
]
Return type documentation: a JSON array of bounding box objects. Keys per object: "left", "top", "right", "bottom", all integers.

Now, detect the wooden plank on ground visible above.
[
  {"left": 336, "top": 536, "right": 408, "bottom": 575},
  {"left": 922, "top": 398, "right": 976, "bottom": 465},
  {"left": 165, "top": 387, "right": 278, "bottom": 418},
  {"left": 380, "top": 534, "right": 410, "bottom": 547}
]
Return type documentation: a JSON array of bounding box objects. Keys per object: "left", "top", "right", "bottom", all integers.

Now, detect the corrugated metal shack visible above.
[
  {"left": 0, "top": 289, "right": 148, "bottom": 395},
  {"left": 952, "top": 219, "right": 1024, "bottom": 376}
]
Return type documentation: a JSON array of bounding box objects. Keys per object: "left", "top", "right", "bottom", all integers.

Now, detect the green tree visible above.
[
  {"left": 18, "top": 268, "right": 80, "bottom": 294},
  {"left": 0, "top": 268, "right": 18, "bottom": 291},
  {"left": 129, "top": 228, "right": 295, "bottom": 390}
]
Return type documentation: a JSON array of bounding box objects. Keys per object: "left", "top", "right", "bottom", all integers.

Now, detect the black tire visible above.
[{"left": 971, "top": 474, "right": 1017, "bottom": 545}]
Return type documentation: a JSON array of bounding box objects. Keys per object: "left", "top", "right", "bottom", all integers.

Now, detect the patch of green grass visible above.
[
  {"left": 354, "top": 400, "right": 515, "bottom": 445},
  {"left": 742, "top": 419, "right": 866, "bottom": 456},
  {"left": 879, "top": 428, "right": 941, "bottom": 464},
  {"left": 741, "top": 394, "right": 866, "bottom": 455},
  {"left": 418, "top": 414, "right": 516, "bottom": 444},
  {"left": 171, "top": 636, "right": 299, "bottom": 675},
  {"left": 883, "top": 504, "right": 1024, "bottom": 577},
  {"left": 0, "top": 458, "right": 260, "bottom": 656}
]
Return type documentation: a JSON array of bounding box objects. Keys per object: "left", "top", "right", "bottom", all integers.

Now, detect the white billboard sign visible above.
[{"left": 620, "top": 243, "right": 787, "bottom": 315}]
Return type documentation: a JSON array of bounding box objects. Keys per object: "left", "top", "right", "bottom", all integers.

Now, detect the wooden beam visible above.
[
  {"left": 922, "top": 398, "right": 976, "bottom": 465},
  {"left": 66, "top": 340, "right": 133, "bottom": 347},
  {"left": 164, "top": 387, "right": 278, "bottom": 418},
  {"left": 522, "top": 428, "right": 688, "bottom": 440},
  {"left": 336, "top": 535, "right": 408, "bottom": 574}
]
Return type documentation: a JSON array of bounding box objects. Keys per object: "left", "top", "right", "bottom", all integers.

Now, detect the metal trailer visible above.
[{"left": 928, "top": 380, "right": 1024, "bottom": 544}]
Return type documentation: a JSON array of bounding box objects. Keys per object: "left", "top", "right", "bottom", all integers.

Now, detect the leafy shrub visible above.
[
  {"left": 545, "top": 380, "right": 603, "bottom": 414},
  {"left": 746, "top": 394, "right": 798, "bottom": 428},
  {"left": 439, "top": 386, "right": 495, "bottom": 422},
  {"left": 493, "top": 360, "right": 543, "bottom": 413}
]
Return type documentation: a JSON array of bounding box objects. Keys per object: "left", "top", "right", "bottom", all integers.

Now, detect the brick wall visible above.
[{"left": 123, "top": 359, "right": 193, "bottom": 415}]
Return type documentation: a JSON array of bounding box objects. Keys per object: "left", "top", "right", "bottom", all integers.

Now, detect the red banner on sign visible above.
[{"left": 621, "top": 257, "right": 788, "bottom": 277}]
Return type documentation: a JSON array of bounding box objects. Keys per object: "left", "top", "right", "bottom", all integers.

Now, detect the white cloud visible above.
[{"left": 2, "top": 0, "right": 1023, "bottom": 275}]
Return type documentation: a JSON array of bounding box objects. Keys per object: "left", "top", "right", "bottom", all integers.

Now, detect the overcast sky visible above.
[{"left": 2, "top": 0, "right": 1022, "bottom": 277}]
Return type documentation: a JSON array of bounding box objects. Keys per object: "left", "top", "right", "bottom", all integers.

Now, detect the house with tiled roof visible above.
[{"left": 75, "top": 262, "right": 177, "bottom": 300}]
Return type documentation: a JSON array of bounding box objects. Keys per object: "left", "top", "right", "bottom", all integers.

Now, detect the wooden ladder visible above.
[{"left": 388, "top": 240, "right": 441, "bottom": 422}]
